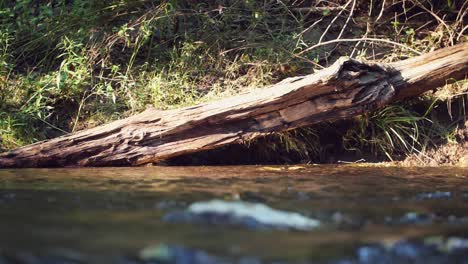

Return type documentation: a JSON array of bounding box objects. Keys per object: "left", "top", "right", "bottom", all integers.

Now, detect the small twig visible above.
[
  {"left": 456, "top": 1, "right": 468, "bottom": 23},
  {"left": 412, "top": 0, "right": 454, "bottom": 46},
  {"left": 276, "top": 0, "right": 300, "bottom": 24},
  {"left": 291, "top": 53, "right": 324, "bottom": 69},
  {"left": 39, "top": 118, "right": 69, "bottom": 134},
  {"left": 317, "top": 0, "right": 352, "bottom": 43},
  {"left": 292, "top": 7, "right": 345, "bottom": 13},
  {"left": 296, "top": 37, "right": 422, "bottom": 56},
  {"left": 458, "top": 25, "right": 468, "bottom": 41},
  {"left": 374, "top": 3, "right": 419, "bottom": 31},
  {"left": 349, "top": 0, "right": 374, "bottom": 58},
  {"left": 336, "top": 0, "right": 356, "bottom": 40},
  {"left": 375, "top": 0, "right": 386, "bottom": 22},
  {"left": 455, "top": 6, "right": 467, "bottom": 41},
  {"left": 415, "top": 21, "right": 434, "bottom": 33},
  {"left": 72, "top": 90, "right": 95, "bottom": 133},
  {"left": 295, "top": 18, "right": 323, "bottom": 39},
  {"left": 219, "top": 46, "right": 253, "bottom": 56}
]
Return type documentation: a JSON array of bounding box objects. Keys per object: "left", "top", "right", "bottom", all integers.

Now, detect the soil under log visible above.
[{"left": 400, "top": 121, "right": 468, "bottom": 167}]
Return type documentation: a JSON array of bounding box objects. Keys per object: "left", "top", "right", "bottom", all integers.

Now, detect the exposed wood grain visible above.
[{"left": 1, "top": 43, "right": 467, "bottom": 168}]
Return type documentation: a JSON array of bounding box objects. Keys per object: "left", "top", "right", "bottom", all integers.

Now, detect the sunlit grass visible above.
[
  {"left": 0, "top": 0, "right": 465, "bottom": 164},
  {"left": 344, "top": 105, "right": 427, "bottom": 160}
]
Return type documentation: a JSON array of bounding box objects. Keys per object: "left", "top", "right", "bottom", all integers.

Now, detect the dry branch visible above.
[{"left": 0, "top": 43, "right": 467, "bottom": 168}]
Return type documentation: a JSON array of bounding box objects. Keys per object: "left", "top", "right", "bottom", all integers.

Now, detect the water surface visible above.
[{"left": 0, "top": 165, "right": 467, "bottom": 263}]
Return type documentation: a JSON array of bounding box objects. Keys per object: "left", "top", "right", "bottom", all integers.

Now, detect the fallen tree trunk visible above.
[{"left": 1, "top": 43, "right": 467, "bottom": 168}]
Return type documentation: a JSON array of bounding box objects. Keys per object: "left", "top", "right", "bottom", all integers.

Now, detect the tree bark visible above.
[{"left": 1, "top": 43, "right": 467, "bottom": 168}]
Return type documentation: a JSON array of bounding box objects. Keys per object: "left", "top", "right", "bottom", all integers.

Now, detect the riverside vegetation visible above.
[{"left": 0, "top": 0, "right": 466, "bottom": 165}]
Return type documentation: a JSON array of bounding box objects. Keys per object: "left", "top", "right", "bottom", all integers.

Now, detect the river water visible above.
[{"left": 0, "top": 165, "right": 467, "bottom": 263}]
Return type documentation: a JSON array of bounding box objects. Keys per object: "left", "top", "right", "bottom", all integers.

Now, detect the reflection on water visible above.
[{"left": 0, "top": 165, "right": 467, "bottom": 263}]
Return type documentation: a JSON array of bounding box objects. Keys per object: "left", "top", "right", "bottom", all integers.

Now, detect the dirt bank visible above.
[{"left": 398, "top": 121, "right": 468, "bottom": 167}]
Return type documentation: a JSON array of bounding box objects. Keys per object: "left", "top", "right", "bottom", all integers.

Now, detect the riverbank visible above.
[
  {"left": 0, "top": 1, "right": 466, "bottom": 166},
  {"left": 398, "top": 121, "right": 467, "bottom": 167}
]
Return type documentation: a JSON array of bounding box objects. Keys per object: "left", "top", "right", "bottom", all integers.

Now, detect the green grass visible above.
[
  {"left": 344, "top": 105, "right": 428, "bottom": 160},
  {"left": 0, "top": 0, "right": 466, "bottom": 163}
]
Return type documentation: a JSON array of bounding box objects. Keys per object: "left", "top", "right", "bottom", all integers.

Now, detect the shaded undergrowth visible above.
[{"left": 0, "top": 0, "right": 466, "bottom": 164}]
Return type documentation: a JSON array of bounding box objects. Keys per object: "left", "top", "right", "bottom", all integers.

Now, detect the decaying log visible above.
[{"left": 1, "top": 43, "right": 467, "bottom": 167}]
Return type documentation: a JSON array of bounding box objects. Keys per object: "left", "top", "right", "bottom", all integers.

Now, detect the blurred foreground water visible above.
[{"left": 0, "top": 165, "right": 468, "bottom": 263}]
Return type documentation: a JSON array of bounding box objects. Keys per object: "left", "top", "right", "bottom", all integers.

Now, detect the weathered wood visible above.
[{"left": 1, "top": 43, "right": 467, "bottom": 168}]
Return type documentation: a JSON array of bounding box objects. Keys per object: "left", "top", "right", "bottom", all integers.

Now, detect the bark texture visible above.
[{"left": 1, "top": 43, "right": 467, "bottom": 168}]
